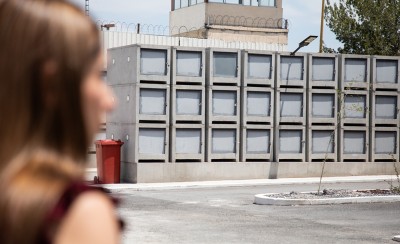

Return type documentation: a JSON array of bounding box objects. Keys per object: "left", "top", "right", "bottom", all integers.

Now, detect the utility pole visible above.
[
  {"left": 319, "top": 0, "right": 325, "bottom": 53},
  {"left": 85, "top": 0, "right": 89, "bottom": 16}
]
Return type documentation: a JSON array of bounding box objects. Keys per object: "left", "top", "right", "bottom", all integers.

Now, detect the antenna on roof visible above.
[{"left": 85, "top": 0, "right": 89, "bottom": 16}]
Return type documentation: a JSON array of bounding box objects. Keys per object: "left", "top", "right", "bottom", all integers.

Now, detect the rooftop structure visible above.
[{"left": 170, "top": 0, "right": 288, "bottom": 45}]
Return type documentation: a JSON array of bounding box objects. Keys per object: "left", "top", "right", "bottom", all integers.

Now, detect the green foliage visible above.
[{"left": 325, "top": 0, "right": 400, "bottom": 55}]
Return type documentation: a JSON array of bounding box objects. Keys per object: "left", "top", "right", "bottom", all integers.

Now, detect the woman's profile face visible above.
[{"left": 81, "top": 53, "right": 115, "bottom": 143}]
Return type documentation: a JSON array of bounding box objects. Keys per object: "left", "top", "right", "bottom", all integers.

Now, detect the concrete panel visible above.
[
  {"left": 276, "top": 53, "right": 307, "bottom": 88},
  {"left": 107, "top": 84, "right": 136, "bottom": 124},
  {"left": 275, "top": 125, "right": 306, "bottom": 162},
  {"left": 133, "top": 162, "right": 272, "bottom": 183},
  {"left": 307, "top": 89, "right": 337, "bottom": 126},
  {"left": 106, "top": 123, "right": 169, "bottom": 164},
  {"left": 242, "top": 50, "right": 275, "bottom": 87},
  {"left": 276, "top": 88, "right": 306, "bottom": 125},
  {"left": 172, "top": 46, "right": 206, "bottom": 85},
  {"left": 340, "top": 54, "right": 370, "bottom": 90},
  {"left": 171, "top": 124, "right": 205, "bottom": 162},
  {"left": 242, "top": 87, "right": 274, "bottom": 125},
  {"left": 371, "top": 127, "right": 399, "bottom": 162},
  {"left": 339, "top": 127, "right": 369, "bottom": 162},
  {"left": 340, "top": 90, "right": 369, "bottom": 126},
  {"left": 170, "top": 3, "right": 206, "bottom": 31},
  {"left": 171, "top": 85, "right": 205, "bottom": 124},
  {"left": 308, "top": 53, "right": 338, "bottom": 89},
  {"left": 108, "top": 83, "right": 170, "bottom": 124},
  {"left": 207, "top": 86, "right": 240, "bottom": 123},
  {"left": 207, "top": 48, "right": 241, "bottom": 86},
  {"left": 121, "top": 161, "right": 137, "bottom": 183},
  {"left": 205, "top": 1, "right": 283, "bottom": 21},
  {"left": 107, "top": 45, "right": 171, "bottom": 85},
  {"left": 128, "top": 161, "right": 398, "bottom": 183},
  {"left": 371, "top": 91, "right": 400, "bottom": 126},
  {"left": 275, "top": 162, "right": 395, "bottom": 178},
  {"left": 307, "top": 126, "right": 337, "bottom": 162},
  {"left": 107, "top": 46, "right": 137, "bottom": 85},
  {"left": 371, "top": 56, "right": 400, "bottom": 91},
  {"left": 206, "top": 124, "right": 240, "bottom": 161},
  {"left": 241, "top": 124, "right": 273, "bottom": 162},
  {"left": 121, "top": 161, "right": 398, "bottom": 183}
]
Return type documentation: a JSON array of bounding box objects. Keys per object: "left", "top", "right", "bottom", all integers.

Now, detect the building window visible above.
[
  {"left": 174, "top": 0, "right": 206, "bottom": 10},
  {"left": 174, "top": 0, "right": 275, "bottom": 10},
  {"left": 259, "top": 0, "right": 275, "bottom": 6},
  {"left": 225, "top": 0, "right": 240, "bottom": 4}
]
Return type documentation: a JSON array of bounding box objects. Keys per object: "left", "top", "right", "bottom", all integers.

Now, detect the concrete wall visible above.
[
  {"left": 170, "top": 3, "right": 206, "bottom": 30},
  {"left": 170, "top": 2, "right": 283, "bottom": 29},
  {"left": 103, "top": 46, "right": 400, "bottom": 183},
  {"left": 169, "top": 2, "right": 287, "bottom": 45},
  {"left": 206, "top": 2, "right": 282, "bottom": 21},
  {"left": 207, "top": 26, "right": 288, "bottom": 44},
  {"left": 120, "top": 162, "right": 395, "bottom": 183}
]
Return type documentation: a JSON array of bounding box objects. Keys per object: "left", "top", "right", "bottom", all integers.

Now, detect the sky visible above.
[{"left": 70, "top": 0, "right": 342, "bottom": 53}]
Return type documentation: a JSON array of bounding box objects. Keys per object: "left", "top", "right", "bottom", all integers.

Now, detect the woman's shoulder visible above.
[
  {"left": 43, "top": 182, "right": 122, "bottom": 244},
  {"left": 53, "top": 188, "right": 120, "bottom": 244}
]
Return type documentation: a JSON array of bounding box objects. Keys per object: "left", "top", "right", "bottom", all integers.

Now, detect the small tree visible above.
[{"left": 325, "top": 0, "right": 400, "bottom": 55}]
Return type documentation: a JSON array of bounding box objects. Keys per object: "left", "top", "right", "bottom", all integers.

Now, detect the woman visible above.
[{"left": 0, "top": 0, "right": 121, "bottom": 243}]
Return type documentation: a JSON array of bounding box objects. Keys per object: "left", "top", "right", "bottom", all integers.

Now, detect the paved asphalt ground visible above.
[{"left": 115, "top": 181, "right": 400, "bottom": 244}]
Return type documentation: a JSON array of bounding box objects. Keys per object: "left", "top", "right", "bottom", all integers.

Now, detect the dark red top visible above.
[{"left": 38, "top": 182, "right": 124, "bottom": 244}]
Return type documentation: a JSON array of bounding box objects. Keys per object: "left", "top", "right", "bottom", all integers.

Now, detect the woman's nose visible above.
[{"left": 102, "top": 84, "right": 116, "bottom": 112}]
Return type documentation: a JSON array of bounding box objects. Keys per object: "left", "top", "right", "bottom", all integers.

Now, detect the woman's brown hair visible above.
[
  {"left": 0, "top": 0, "right": 100, "bottom": 165},
  {"left": 0, "top": 0, "right": 101, "bottom": 243}
]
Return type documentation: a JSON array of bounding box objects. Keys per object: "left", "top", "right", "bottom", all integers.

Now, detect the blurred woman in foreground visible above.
[{"left": 0, "top": 0, "right": 121, "bottom": 243}]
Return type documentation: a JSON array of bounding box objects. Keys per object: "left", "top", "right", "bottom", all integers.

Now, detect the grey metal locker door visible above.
[
  {"left": 376, "top": 60, "right": 398, "bottom": 83},
  {"left": 212, "top": 129, "right": 236, "bottom": 153},
  {"left": 343, "top": 131, "right": 366, "bottom": 154},
  {"left": 139, "top": 89, "right": 166, "bottom": 115},
  {"left": 247, "top": 91, "right": 271, "bottom": 116},
  {"left": 140, "top": 49, "right": 167, "bottom": 75},
  {"left": 213, "top": 52, "right": 238, "bottom": 77},
  {"left": 279, "top": 130, "right": 302, "bottom": 153},
  {"left": 375, "top": 131, "right": 397, "bottom": 154},
  {"left": 280, "top": 93, "right": 303, "bottom": 117},
  {"left": 176, "top": 51, "right": 202, "bottom": 77},
  {"left": 176, "top": 90, "right": 202, "bottom": 115},
  {"left": 375, "top": 96, "right": 397, "bottom": 119},
  {"left": 344, "top": 95, "right": 366, "bottom": 118},
  {"left": 176, "top": 129, "right": 202, "bottom": 154},
  {"left": 312, "top": 57, "right": 335, "bottom": 81},
  {"left": 248, "top": 54, "right": 272, "bottom": 79},
  {"left": 139, "top": 128, "right": 166, "bottom": 154},
  {"left": 212, "top": 91, "right": 237, "bottom": 116},
  {"left": 280, "top": 56, "right": 303, "bottom": 80},
  {"left": 344, "top": 59, "right": 367, "bottom": 82},
  {"left": 312, "top": 94, "right": 334, "bottom": 118},
  {"left": 247, "top": 129, "right": 270, "bottom": 153},
  {"left": 312, "top": 130, "right": 334, "bottom": 153}
]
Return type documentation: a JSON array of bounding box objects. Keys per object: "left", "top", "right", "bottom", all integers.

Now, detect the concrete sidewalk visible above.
[{"left": 101, "top": 175, "right": 398, "bottom": 192}]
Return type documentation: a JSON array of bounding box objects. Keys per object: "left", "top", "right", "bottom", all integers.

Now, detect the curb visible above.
[
  {"left": 100, "top": 175, "right": 398, "bottom": 193},
  {"left": 254, "top": 193, "right": 400, "bottom": 206}
]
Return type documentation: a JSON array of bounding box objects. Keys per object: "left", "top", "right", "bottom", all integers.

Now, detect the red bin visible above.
[{"left": 94, "top": 140, "right": 124, "bottom": 184}]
